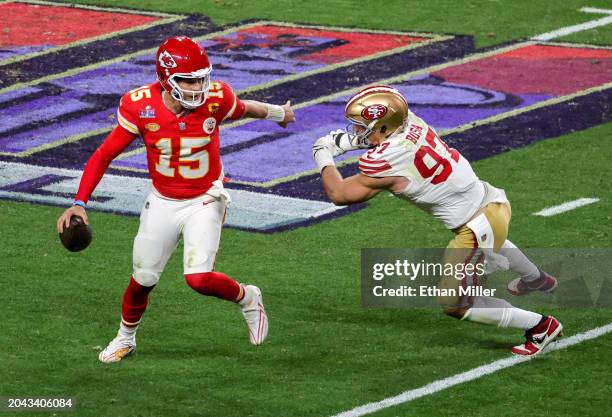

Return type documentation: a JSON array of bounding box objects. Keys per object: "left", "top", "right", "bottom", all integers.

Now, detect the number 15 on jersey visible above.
[{"left": 154, "top": 136, "right": 211, "bottom": 179}]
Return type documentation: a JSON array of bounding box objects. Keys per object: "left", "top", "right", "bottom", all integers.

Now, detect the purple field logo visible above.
[{"left": 0, "top": 3, "right": 610, "bottom": 232}]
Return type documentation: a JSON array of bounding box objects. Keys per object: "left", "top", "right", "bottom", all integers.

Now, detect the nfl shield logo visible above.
[{"left": 179, "top": 122, "right": 187, "bottom": 131}]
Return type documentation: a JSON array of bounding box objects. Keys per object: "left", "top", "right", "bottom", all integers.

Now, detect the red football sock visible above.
[
  {"left": 121, "top": 276, "right": 156, "bottom": 327},
  {"left": 185, "top": 272, "right": 243, "bottom": 302}
]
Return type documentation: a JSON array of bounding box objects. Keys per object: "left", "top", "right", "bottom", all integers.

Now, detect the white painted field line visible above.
[
  {"left": 330, "top": 322, "right": 612, "bottom": 417},
  {"left": 533, "top": 197, "right": 600, "bottom": 217},
  {"left": 580, "top": 7, "right": 612, "bottom": 15},
  {"left": 532, "top": 7, "right": 612, "bottom": 41}
]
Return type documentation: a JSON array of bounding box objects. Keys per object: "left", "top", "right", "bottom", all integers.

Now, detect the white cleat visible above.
[
  {"left": 98, "top": 334, "right": 136, "bottom": 363},
  {"left": 239, "top": 285, "right": 268, "bottom": 345}
]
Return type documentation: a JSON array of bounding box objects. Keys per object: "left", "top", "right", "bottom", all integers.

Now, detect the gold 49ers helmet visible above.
[{"left": 345, "top": 85, "right": 408, "bottom": 142}]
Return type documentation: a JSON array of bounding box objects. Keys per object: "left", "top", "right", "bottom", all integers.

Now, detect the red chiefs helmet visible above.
[{"left": 156, "top": 36, "right": 212, "bottom": 109}]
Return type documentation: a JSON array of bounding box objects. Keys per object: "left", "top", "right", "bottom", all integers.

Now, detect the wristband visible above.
[
  {"left": 73, "top": 200, "right": 86, "bottom": 208},
  {"left": 265, "top": 104, "right": 286, "bottom": 122}
]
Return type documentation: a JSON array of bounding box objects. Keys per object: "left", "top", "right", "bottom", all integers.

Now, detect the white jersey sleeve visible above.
[
  {"left": 358, "top": 138, "right": 410, "bottom": 177},
  {"left": 358, "top": 111, "right": 490, "bottom": 229}
]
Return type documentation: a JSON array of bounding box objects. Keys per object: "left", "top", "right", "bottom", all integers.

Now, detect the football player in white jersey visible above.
[{"left": 312, "top": 85, "right": 561, "bottom": 356}]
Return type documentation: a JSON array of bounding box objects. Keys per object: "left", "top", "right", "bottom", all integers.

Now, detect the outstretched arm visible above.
[
  {"left": 56, "top": 126, "right": 136, "bottom": 232},
  {"left": 242, "top": 100, "right": 295, "bottom": 128},
  {"left": 312, "top": 132, "right": 398, "bottom": 205},
  {"left": 320, "top": 166, "right": 395, "bottom": 205}
]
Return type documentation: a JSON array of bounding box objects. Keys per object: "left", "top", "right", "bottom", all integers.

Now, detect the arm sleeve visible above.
[
  {"left": 75, "top": 126, "right": 137, "bottom": 203},
  {"left": 220, "top": 82, "right": 246, "bottom": 121},
  {"left": 116, "top": 95, "right": 141, "bottom": 135}
]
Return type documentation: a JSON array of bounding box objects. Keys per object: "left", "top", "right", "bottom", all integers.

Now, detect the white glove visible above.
[
  {"left": 331, "top": 129, "right": 372, "bottom": 152},
  {"left": 312, "top": 134, "right": 337, "bottom": 172},
  {"left": 312, "top": 130, "right": 372, "bottom": 172}
]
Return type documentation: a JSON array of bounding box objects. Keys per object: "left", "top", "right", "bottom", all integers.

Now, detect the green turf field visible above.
[{"left": 1, "top": 1, "right": 611, "bottom": 416}]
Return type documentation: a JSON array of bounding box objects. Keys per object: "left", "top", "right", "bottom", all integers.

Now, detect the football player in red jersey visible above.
[{"left": 56, "top": 36, "right": 294, "bottom": 363}]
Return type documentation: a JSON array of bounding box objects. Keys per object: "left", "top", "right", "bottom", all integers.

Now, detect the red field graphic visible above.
[{"left": 0, "top": 1, "right": 160, "bottom": 60}]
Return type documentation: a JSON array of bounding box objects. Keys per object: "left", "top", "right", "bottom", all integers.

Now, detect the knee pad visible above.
[
  {"left": 184, "top": 248, "right": 217, "bottom": 275},
  {"left": 133, "top": 236, "right": 163, "bottom": 287},
  {"left": 133, "top": 270, "right": 160, "bottom": 287}
]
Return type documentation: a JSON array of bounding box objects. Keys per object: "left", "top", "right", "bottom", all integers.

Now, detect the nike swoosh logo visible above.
[{"left": 531, "top": 323, "right": 552, "bottom": 344}]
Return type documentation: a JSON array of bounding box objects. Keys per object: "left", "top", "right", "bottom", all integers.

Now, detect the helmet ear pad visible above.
[
  {"left": 372, "top": 106, "right": 403, "bottom": 138},
  {"left": 157, "top": 69, "right": 169, "bottom": 91}
]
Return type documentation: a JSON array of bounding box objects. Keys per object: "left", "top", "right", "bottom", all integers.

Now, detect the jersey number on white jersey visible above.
[{"left": 413, "top": 128, "right": 459, "bottom": 185}]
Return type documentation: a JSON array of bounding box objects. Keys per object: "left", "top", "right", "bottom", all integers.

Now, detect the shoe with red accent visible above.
[
  {"left": 239, "top": 285, "right": 268, "bottom": 345},
  {"left": 511, "top": 316, "right": 563, "bottom": 356},
  {"left": 98, "top": 334, "right": 136, "bottom": 363},
  {"left": 507, "top": 271, "right": 558, "bottom": 296}
]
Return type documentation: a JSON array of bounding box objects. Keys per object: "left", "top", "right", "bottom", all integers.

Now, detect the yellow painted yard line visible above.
[
  {"left": 277, "top": 81, "right": 612, "bottom": 189},
  {"left": 0, "top": 127, "right": 113, "bottom": 157},
  {"left": 0, "top": 21, "right": 260, "bottom": 96},
  {"left": 112, "top": 40, "right": 612, "bottom": 184},
  {"left": 18, "top": 0, "right": 177, "bottom": 17},
  {"left": 260, "top": 21, "right": 442, "bottom": 37},
  {"left": 239, "top": 35, "right": 451, "bottom": 96},
  {"left": 0, "top": 14, "right": 184, "bottom": 67},
  {"left": 535, "top": 40, "right": 612, "bottom": 50},
  {"left": 443, "top": 81, "right": 612, "bottom": 135},
  {"left": 0, "top": 20, "right": 441, "bottom": 95},
  {"left": 3, "top": 24, "right": 450, "bottom": 158}
]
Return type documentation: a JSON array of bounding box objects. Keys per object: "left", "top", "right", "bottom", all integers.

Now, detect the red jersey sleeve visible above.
[
  {"left": 215, "top": 81, "right": 245, "bottom": 121},
  {"left": 75, "top": 126, "right": 137, "bottom": 203},
  {"left": 116, "top": 92, "right": 142, "bottom": 135}
]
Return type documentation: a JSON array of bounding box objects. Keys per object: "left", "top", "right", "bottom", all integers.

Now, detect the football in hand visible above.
[{"left": 59, "top": 215, "right": 92, "bottom": 252}]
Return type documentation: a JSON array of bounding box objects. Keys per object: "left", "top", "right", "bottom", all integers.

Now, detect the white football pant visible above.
[{"left": 132, "top": 190, "right": 226, "bottom": 287}]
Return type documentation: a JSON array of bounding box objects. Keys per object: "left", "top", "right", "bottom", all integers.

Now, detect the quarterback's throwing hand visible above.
[
  {"left": 277, "top": 100, "right": 295, "bottom": 128},
  {"left": 57, "top": 205, "right": 88, "bottom": 233}
]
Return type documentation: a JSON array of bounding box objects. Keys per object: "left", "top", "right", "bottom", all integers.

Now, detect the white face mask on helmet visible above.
[
  {"left": 167, "top": 66, "right": 212, "bottom": 110},
  {"left": 345, "top": 119, "right": 378, "bottom": 145}
]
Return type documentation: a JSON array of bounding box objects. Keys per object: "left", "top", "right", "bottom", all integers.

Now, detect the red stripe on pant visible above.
[
  {"left": 185, "top": 271, "right": 241, "bottom": 301},
  {"left": 121, "top": 276, "right": 156, "bottom": 327},
  {"left": 460, "top": 233, "right": 479, "bottom": 306}
]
